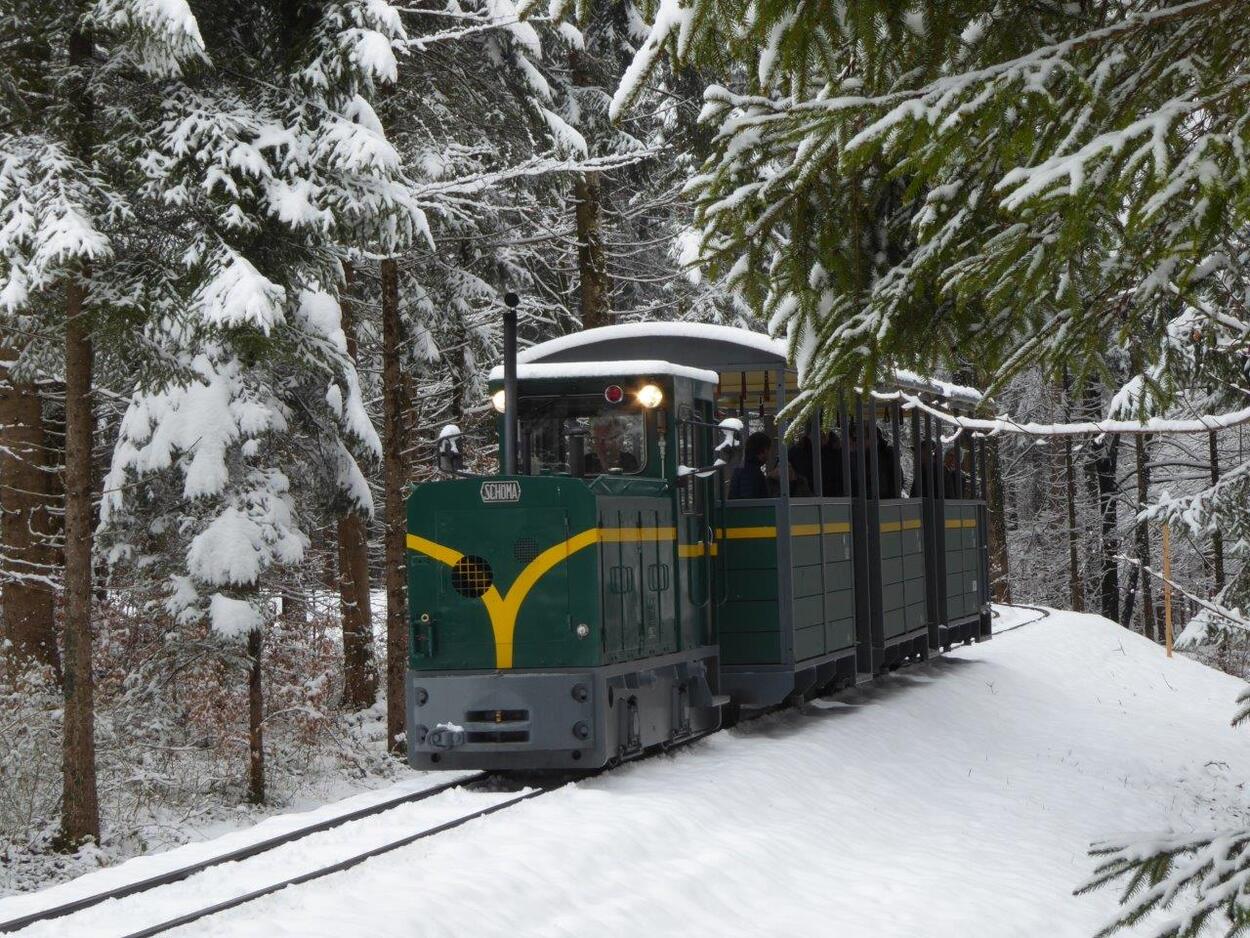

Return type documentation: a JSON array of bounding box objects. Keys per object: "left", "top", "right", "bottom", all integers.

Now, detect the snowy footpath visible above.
[{"left": 15, "top": 607, "right": 1250, "bottom": 936}]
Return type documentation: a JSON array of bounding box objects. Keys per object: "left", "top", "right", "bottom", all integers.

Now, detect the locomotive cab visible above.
[{"left": 405, "top": 362, "right": 726, "bottom": 771}]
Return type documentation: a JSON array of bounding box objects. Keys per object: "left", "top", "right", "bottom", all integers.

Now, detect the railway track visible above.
[
  {"left": 5, "top": 722, "right": 718, "bottom": 937},
  {"left": 0, "top": 771, "right": 555, "bottom": 937},
  {"left": 5, "top": 605, "right": 1038, "bottom": 937},
  {"left": 114, "top": 784, "right": 551, "bottom": 938},
  {"left": 993, "top": 603, "right": 1052, "bottom": 634}
]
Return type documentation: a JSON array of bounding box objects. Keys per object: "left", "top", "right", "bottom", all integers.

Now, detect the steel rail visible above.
[
  {"left": 0, "top": 772, "right": 487, "bottom": 935},
  {"left": 993, "top": 603, "right": 1052, "bottom": 634},
  {"left": 116, "top": 787, "right": 550, "bottom": 938}
]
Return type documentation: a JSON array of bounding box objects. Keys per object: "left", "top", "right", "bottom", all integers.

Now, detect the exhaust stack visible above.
[{"left": 502, "top": 291, "right": 519, "bottom": 475}]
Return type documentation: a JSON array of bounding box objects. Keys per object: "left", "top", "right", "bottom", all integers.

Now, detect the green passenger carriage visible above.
[{"left": 405, "top": 323, "right": 991, "bottom": 770}]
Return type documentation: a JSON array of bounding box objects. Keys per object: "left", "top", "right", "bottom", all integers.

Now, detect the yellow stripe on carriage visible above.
[
  {"left": 944, "top": 518, "right": 978, "bottom": 529},
  {"left": 719, "top": 526, "right": 777, "bottom": 539},
  {"left": 790, "top": 522, "right": 851, "bottom": 536},
  {"left": 678, "top": 541, "right": 719, "bottom": 558},
  {"left": 711, "top": 522, "right": 850, "bottom": 540},
  {"left": 880, "top": 519, "right": 923, "bottom": 533},
  {"left": 599, "top": 526, "right": 677, "bottom": 542}
]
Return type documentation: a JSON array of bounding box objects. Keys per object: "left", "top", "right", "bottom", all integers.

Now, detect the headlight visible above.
[
  {"left": 637, "top": 384, "right": 663, "bottom": 408},
  {"left": 491, "top": 389, "right": 506, "bottom": 413}
]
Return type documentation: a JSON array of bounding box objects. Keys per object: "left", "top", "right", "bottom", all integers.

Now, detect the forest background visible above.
[{"left": 0, "top": 2, "right": 1245, "bottom": 928}]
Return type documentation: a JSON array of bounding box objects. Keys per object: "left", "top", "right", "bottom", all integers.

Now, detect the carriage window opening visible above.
[{"left": 518, "top": 395, "right": 646, "bottom": 477}]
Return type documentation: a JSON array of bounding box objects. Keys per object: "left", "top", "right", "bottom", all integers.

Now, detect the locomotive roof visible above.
[
  {"left": 486, "top": 359, "right": 720, "bottom": 385},
  {"left": 515, "top": 322, "right": 984, "bottom": 405}
]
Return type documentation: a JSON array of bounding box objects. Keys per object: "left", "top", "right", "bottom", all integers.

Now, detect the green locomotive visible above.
[{"left": 405, "top": 323, "right": 991, "bottom": 770}]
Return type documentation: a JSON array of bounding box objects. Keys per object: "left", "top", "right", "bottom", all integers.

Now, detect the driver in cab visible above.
[{"left": 585, "top": 415, "right": 639, "bottom": 474}]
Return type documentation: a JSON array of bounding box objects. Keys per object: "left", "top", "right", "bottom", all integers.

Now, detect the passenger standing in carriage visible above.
[
  {"left": 729, "top": 431, "right": 771, "bottom": 499},
  {"left": 876, "top": 425, "right": 900, "bottom": 499},
  {"left": 911, "top": 439, "right": 941, "bottom": 498},
  {"left": 788, "top": 431, "right": 815, "bottom": 494},
  {"left": 846, "top": 421, "right": 881, "bottom": 497},
  {"left": 944, "top": 448, "right": 966, "bottom": 499},
  {"left": 821, "top": 429, "right": 844, "bottom": 496},
  {"left": 770, "top": 455, "right": 812, "bottom": 497},
  {"left": 845, "top": 421, "right": 867, "bottom": 497}
]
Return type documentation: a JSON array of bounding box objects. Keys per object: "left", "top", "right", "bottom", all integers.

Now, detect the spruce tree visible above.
[
  {"left": 97, "top": 0, "right": 417, "bottom": 802},
  {"left": 602, "top": 2, "right": 1250, "bottom": 932}
]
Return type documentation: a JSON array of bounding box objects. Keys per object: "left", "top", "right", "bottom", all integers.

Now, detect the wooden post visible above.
[{"left": 1162, "top": 522, "right": 1173, "bottom": 658}]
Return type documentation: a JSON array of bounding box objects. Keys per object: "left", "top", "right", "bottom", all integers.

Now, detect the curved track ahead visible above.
[{"left": 992, "top": 603, "right": 1052, "bottom": 634}]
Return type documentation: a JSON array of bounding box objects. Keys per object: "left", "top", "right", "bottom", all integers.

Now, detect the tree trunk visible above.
[
  {"left": 381, "top": 256, "right": 408, "bottom": 753},
  {"left": 282, "top": 590, "right": 306, "bottom": 627},
  {"left": 983, "top": 434, "right": 1012, "bottom": 603},
  {"left": 1119, "top": 562, "right": 1139, "bottom": 629},
  {"left": 337, "top": 511, "right": 376, "bottom": 708},
  {"left": 247, "top": 626, "right": 265, "bottom": 804},
  {"left": 574, "top": 171, "right": 610, "bottom": 329},
  {"left": 1134, "top": 432, "right": 1157, "bottom": 641},
  {"left": 1209, "top": 430, "right": 1225, "bottom": 594},
  {"left": 0, "top": 354, "right": 61, "bottom": 680},
  {"left": 1061, "top": 370, "right": 1083, "bottom": 612},
  {"left": 57, "top": 11, "right": 99, "bottom": 850},
  {"left": 571, "top": 44, "right": 609, "bottom": 329},
  {"left": 1094, "top": 433, "right": 1120, "bottom": 624},
  {"left": 1064, "top": 431, "right": 1083, "bottom": 613},
  {"left": 338, "top": 261, "right": 377, "bottom": 710},
  {"left": 59, "top": 272, "right": 99, "bottom": 847}
]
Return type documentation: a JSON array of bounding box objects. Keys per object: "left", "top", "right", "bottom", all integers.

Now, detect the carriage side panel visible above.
[
  {"left": 820, "top": 501, "right": 856, "bottom": 656},
  {"left": 717, "top": 502, "right": 783, "bottom": 665},
  {"left": 877, "top": 500, "right": 928, "bottom": 642},
  {"left": 790, "top": 503, "right": 824, "bottom": 661},
  {"left": 943, "top": 501, "right": 984, "bottom": 624}
]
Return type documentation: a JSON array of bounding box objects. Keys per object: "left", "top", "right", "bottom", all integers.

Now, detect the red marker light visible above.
[{"left": 604, "top": 385, "right": 624, "bottom": 404}]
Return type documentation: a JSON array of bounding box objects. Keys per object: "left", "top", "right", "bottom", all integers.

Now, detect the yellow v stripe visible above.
[
  {"left": 406, "top": 533, "right": 462, "bottom": 568},
  {"left": 406, "top": 526, "right": 676, "bottom": 668}
]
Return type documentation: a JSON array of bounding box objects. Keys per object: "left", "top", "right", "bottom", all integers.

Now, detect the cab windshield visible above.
[{"left": 518, "top": 395, "right": 646, "bottom": 477}]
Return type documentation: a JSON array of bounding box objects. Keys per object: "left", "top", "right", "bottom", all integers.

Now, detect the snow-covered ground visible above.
[
  {"left": 0, "top": 771, "right": 479, "bottom": 929},
  {"left": 10, "top": 607, "right": 1250, "bottom": 936}
]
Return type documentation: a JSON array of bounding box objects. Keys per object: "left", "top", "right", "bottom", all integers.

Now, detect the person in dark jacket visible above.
[
  {"left": 788, "top": 431, "right": 815, "bottom": 494},
  {"left": 944, "top": 448, "right": 966, "bottom": 499},
  {"left": 910, "top": 439, "right": 941, "bottom": 498},
  {"left": 821, "top": 429, "right": 844, "bottom": 496},
  {"left": 844, "top": 420, "right": 867, "bottom": 497},
  {"left": 729, "top": 431, "right": 771, "bottom": 499},
  {"left": 876, "top": 426, "right": 900, "bottom": 499}
]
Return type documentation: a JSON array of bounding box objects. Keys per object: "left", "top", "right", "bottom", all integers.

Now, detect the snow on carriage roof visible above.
[
  {"left": 518, "top": 322, "right": 786, "bottom": 368},
  {"left": 516, "top": 322, "right": 983, "bottom": 404},
  {"left": 487, "top": 360, "right": 720, "bottom": 385}
]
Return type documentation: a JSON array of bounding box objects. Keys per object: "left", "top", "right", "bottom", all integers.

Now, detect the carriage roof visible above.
[
  {"left": 485, "top": 359, "right": 719, "bottom": 385},
  {"left": 502, "top": 322, "right": 983, "bottom": 407}
]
